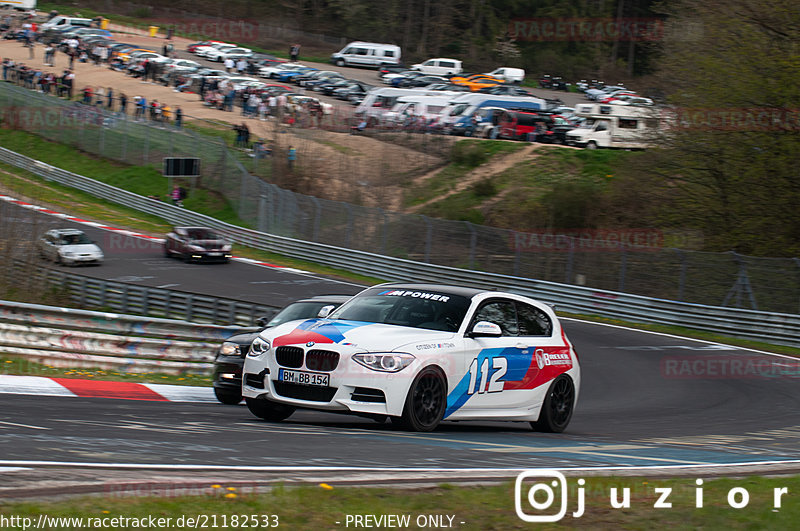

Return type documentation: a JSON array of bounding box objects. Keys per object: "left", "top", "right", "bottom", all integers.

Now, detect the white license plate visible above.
[
  {"left": 208, "top": 252, "right": 222, "bottom": 256},
  {"left": 278, "top": 369, "right": 330, "bottom": 387}
]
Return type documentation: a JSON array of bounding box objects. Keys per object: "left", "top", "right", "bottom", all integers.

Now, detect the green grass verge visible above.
[{"left": 2, "top": 475, "right": 798, "bottom": 528}]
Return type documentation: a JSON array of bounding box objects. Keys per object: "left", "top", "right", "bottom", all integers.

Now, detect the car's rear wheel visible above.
[
  {"left": 214, "top": 388, "right": 242, "bottom": 405},
  {"left": 531, "top": 375, "right": 575, "bottom": 433},
  {"left": 397, "top": 366, "right": 446, "bottom": 432},
  {"left": 245, "top": 397, "right": 295, "bottom": 422}
]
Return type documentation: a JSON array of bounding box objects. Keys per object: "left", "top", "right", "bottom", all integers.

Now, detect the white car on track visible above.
[
  {"left": 243, "top": 283, "right": 580, "bottom": 432},
  {"left": 38, "top": 228, "right": 104, "bottom": 266}
]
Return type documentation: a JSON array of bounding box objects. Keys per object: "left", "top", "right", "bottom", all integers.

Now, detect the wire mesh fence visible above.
[{"left": 1, "top": 82, "right": 799, "bottom": 314}]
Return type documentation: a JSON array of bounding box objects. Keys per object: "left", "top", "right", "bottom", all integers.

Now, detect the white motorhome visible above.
[
  {"left": 331, "top": 41, "right": 401, "bottom": 68},
  {"left": 565, "top": 103, "right": 662, "bottom": 149},
  {"left": 355, "top": 87, "right": 440, "bottom": 121},
  {"left": 379, "top": 95, "right": 451, "bottom": 126}
]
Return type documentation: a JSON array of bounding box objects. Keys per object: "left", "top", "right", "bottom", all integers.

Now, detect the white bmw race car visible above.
[{"left": 242, "top": 283, "right": 580, "bottom": 432}]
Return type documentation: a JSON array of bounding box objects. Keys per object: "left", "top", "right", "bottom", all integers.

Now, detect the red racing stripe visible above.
[{"left": 52, "top": 378, "right": 168, "bottom": 401}]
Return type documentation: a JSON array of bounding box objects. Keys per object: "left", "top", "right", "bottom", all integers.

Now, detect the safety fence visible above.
[
  {"left": 2, "top": 80, "right": 799, "bottom": 314},
  {"left": 2, "top": 258, "right": 281, "bottom": 327},
  {"left": 0, "top": 298, "right": 258, "bottom": 374}
]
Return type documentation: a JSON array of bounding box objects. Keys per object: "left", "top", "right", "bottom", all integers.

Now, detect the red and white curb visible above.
[{"left": 0, "top": 375, "right": 216, "bottom": 403}]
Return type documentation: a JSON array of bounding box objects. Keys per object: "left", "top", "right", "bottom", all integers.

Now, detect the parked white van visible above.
[
  {"left": 331, "top": 42, "right": 402, "bottom": 68},
  {"left": 411, "top": 58, "right": 463, "bottom": 76},
  {"left": 484, "top": 67, "right": 525, "bottom": 84},
  {"left": 41, "top": 16, "right": 93, "bottom": 32},
  {"left": 565, "top": 103, "right": 662, "bottom": 149}
]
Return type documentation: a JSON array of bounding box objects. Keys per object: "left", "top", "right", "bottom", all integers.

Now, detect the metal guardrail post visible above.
[
  {"left": 565, "top": 236, "right": 575, "bottom": 285},
  {"left": 678, "top": 249, "right": 687, "bottom": 301},
  {"left": 466, "top": 221, "right": 477, "bottom": 270},
  {"left": 424, "top": 217, "right": 433, "bottom": 264}
]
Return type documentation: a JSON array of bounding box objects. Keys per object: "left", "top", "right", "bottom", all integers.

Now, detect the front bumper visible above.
[{"left": 243, "top": 351, "right": 414, "bottom": 418}]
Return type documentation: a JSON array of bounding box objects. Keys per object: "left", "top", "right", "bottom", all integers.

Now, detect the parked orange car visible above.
[{"left": 449, "top": 74, "right": 505, "bottom": 91}]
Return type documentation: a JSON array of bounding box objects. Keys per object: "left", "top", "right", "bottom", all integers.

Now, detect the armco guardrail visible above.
[
  {"left": 1, "top": 148, "right": 799, "bottom": 347},
  {"left": 6, "top": 259, "right": 280, "bottom": 327},
  {"left": 0, "top": 300, "right": 257, "bottom": 374}
]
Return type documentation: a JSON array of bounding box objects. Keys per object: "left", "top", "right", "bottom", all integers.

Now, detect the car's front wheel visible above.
[
  {"left": 397, "top": 366, "right": 446, "bottom": 432},
  {"left": 245, "top": 397, "right": 295, "bottom": 422},
  {"left": 531, "top": 375, "right": 575, "bottom": 433},
  {"left": 214, "top": 388, "right": 242, "bottom": 405}
]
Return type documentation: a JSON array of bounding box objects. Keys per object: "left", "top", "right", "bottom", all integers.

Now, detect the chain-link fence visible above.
[{"left": 2, "top": 83, "right": 798, "bottom": 314}]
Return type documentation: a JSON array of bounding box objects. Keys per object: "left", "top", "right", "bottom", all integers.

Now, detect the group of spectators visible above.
[{"left": 2, "top": 58, "right": 75, "bottom": 98}]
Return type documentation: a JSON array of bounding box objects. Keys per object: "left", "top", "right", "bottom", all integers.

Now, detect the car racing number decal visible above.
[
  {"left": 466, "top": 356, "right": 508, "bottom": 395},
  {"left": 444, "top": 345, "right": 573, "bottom": 418}
]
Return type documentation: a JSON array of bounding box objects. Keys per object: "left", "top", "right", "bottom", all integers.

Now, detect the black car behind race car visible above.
[{"left": 212, "top": 295, "right": 351, "bottom": 404}]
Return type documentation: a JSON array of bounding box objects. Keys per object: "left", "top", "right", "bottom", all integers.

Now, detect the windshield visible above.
[
  {"left": 267, "top": 301, "right": 339, "bottom": 327},
  {"left": 61, "top": 233, "right": 92, "bottom": 245},
  {"left": 448, "top": 103, "right": 469, "bottom": 116},
  {"left": 577, "top": 119, "right": 596, "bottom": 129},
  {"left": 329, "top": 288, "right": 471, "bottom": 332},
  {"left": 186, "top": 228, "right": 222, "bottom": 240}
]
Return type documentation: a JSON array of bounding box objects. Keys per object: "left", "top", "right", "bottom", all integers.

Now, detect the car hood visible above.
[
  {"left": 265, "top": 319, "right": 456, "bottom": 352},
  {"left": 62, "top": 244, "right": 102, "bottom": 255}
]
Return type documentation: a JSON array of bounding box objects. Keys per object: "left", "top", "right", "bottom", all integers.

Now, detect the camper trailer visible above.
[{"left": 565, "top": 103, "right": 662, "bottom": 149}]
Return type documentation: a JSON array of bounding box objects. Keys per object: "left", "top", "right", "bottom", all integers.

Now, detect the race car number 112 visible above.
[{"left": 466, "top": 356, "right": 507, "bottom": 395}]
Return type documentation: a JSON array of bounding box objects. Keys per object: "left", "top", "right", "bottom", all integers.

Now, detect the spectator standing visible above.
[
  {"left": 106, "top": 87, "right": 113, "bottom": 109},
  {"left": 224, "top": 57, "right": 234, "bottom": 73},
  {"left": 43, "top": 44, "right": 54, "bottom": 66},
  {"left": 94, "top": 86, "right": 104, "bottom": 106},
  {"left": 171, "top": 185, "right": 182, "bottom": 206},
  {"left": 289, "top": 43, "right": 300, "bottom": 62},
  {"left": 119, "top": 92, "right": 128, "bottom": 114},
  {"left": 63, "top": 70, "right": 74, "bottom": 99},
  {"left": 175, "top": 106, "right": 182, "bottom": 128},
  {"left": 236, "top": 58, "right": 247, "bottom": 74},
  {"left": 287, "top": 146, "right": 297, "bottom": 170}
]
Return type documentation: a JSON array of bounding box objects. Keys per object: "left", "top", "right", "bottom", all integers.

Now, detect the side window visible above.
[
  {"left": 343, "top": 48, "right": 354, "bottom": 54},
  {"left": 516, "top": 303, "right": 552, "bottom": 336},
  {"left": 595, "top": 121, "right": 609, "bottom": 132},
  {"left": 355, "top": 48, "right": 369, "bottom": 56},
  {"left": 619, "top": 118, "right": 639, "bottom": 129},
  {"left": 440, "top": 61, "right": 455, "bottom": 68},
  {"left": 472, "top": 301, "right": 518, "bottom": 336},
  {"left": 384, "top": 50, "right": 395, "bottom": 57},
  {"left": 423, "top": 60, "right": 434, "bottom": 66}
]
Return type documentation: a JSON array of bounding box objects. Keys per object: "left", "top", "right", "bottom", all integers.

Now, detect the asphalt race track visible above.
[{"left": 1, "top": 196, "right": 800, "bottom": 483}]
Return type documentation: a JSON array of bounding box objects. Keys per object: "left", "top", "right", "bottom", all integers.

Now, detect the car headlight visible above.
[
  {"left": 248, "top": 337, "right": 270, "bottom": 357},
  {"left": 62, "top": 251, "right": 74, "bottom": 257},
  {"left": 219, "top": 341, "right": 241, "bottom": 357},
  {"left": 352, "top": 352, "right": 415, "bottom": 373}
]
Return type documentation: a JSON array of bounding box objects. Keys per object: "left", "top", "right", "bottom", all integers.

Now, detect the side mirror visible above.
[
  {"left": 317, "top": 305, "right": 335, "bottom": 319},
  {"left": 468, "top": 321, "right": 502, "bottom": 338},
  {"left": 255, "top": 316, "right": 270, "bottom": 327}
]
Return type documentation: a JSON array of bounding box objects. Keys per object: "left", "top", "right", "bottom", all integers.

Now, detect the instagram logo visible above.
[{"left": 515, "top": 470, "right": 571, "bottom": 522}]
